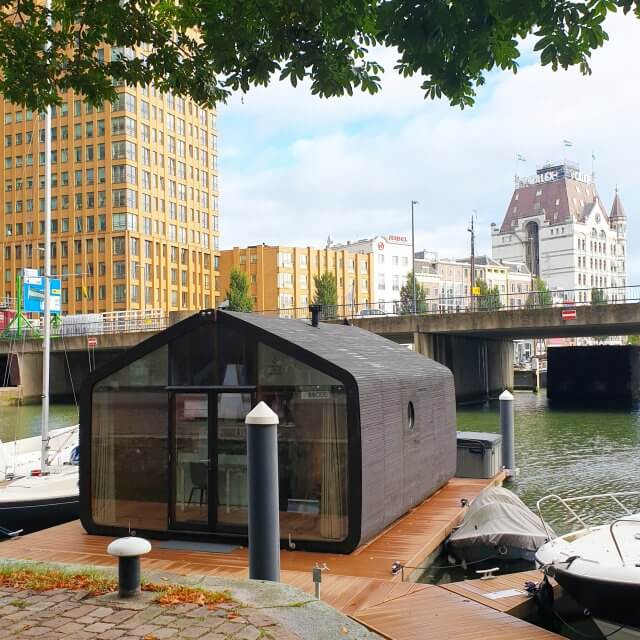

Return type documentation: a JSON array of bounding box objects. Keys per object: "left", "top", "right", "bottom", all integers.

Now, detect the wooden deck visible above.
[{"left": 0, "top": 473, "right": 563, "bottom": 639}]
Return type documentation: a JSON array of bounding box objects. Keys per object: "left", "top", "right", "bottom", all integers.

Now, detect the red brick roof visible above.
[{"left": 500, "top": 178, "right": 607, "bottom": 233}]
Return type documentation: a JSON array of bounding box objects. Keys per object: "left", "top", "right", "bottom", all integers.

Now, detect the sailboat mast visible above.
[{"left": 40, "top": 0, "right": 52, "bottom": 474}]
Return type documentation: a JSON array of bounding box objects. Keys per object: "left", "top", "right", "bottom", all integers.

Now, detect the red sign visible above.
[
  {"left": 377, "top": 241, "right": 385, "bottom": 251},
  {"left": 561, "top": 309, "right": 577, "bottom": 321},
  {"left": 87, "top": 337, "right": 97, "bottom": 348}
]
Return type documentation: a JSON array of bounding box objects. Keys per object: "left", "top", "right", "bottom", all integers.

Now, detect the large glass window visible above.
[
  {"left": 91, "top": 346, "right": 169, "bottom": 531},
  {"left": 257, "top": 344, "right": 349, "bottom": 542}
]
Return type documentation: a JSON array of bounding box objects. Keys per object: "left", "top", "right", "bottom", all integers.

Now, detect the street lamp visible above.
[{"left": 411, "top": 200, "right": 419, "bottom": 313}]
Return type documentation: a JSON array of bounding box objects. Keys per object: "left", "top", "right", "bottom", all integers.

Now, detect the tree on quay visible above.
[
  {"left": 526, "top": 277, "right": 553, "bottom": 308},
  {"left": 226, "top": 268, "right": 253, "bottom": 312},
  {"left": 591, "top": 287, "right": 608, "bottom": 304},
  {"left": 313, "top": 272, "right": 338, "bottom": 318},
  {"left": 399, "top": 272, "right": 427, "bottom": 314},
  {"left": 1, "top": 2, "right": 638, "bottom": 112},
  {"left": 475, "top": 279, "right": 502, "bottom": 311}
]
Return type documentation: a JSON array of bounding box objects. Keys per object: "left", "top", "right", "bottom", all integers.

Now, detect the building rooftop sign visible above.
[
  {"left": 518, "top": 163, "right": 592, "bottom": 187},
  {"left": 387, "top": 235, "right": 408, "bottom": 243}
]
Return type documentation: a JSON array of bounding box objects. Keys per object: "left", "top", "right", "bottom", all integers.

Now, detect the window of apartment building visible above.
[
  {"left": 377, "top": 274, "right": 385, "bottom": 290},
  {"left": 112, "top": 237, "right": 125, "bottom": 256},
  {"left": 75, "top": 193, "right": 83, "bottom": 209},
  {"left": 112, "top": 188, "right": 137, "bottom": 208},
  {"left": 277, "top": 273, "right": 293, "bottom": 288},
  {"left": 86, "top": 122, "right": 94, "bottom": 138},
  {"left": 112, "top": 164, "right": 137, "bottom": 184},
  {"left": 277, "top": 252, "right": 292, "bottom": 267},
  {"left": 86, "top": 168, "right": 94, "bottom": 185},
  {"left": 113, "top": 284, "right": 126, "bottom": 303},
  {"left": 392, "top": 256, "right": 399, "bottom": 266},
  {"left": 111, "top": 116, "right": 136, "bottom": 136},
  {"left": 113, "top": 93, "right": 136, "bottom": 113},
  {"left": 299, "top": 274, "right": 308, "bottom": 289}
]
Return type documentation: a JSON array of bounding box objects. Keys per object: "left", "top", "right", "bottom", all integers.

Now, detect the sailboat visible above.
[{"left": 0, "top": 24, "right": 80, "bottom": 534}]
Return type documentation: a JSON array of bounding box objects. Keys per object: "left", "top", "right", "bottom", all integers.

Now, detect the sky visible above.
[{"left": 217, "top": 12, "right": 640, "bottom": 283}]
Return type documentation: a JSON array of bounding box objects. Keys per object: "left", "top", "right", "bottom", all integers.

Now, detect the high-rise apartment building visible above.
[
  {"left": 219, "top": 245, "right": 374, "bottom": 314},
  {"left": 0, "top": 46, "right": 220, "bottom": 314},
  {"left": 492, "top": 161, "right": 626, "bottom": 303}
]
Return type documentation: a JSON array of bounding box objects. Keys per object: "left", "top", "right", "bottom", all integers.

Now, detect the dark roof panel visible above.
[{"left": 222, "top": 311, "right": 450, "bottom": 383}]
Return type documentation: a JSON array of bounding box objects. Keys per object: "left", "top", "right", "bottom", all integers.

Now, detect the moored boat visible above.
[
  {"left": 447, "top": 486, "right": 552, "bottom": 563},
  {"left": 535, "top": 491, "right": 640, "bottom": 636}
]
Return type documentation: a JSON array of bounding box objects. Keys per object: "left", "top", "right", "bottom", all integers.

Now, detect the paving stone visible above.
[
  {"left": 18, "top": 626, "right": 51, "bottom": 637},
  {"left": 84, "top": 621, "right": 115, "bottom": 633},
  {"left": 64, "top": 604, "right": 98, "bottom": 619},
  {"left": 213, "top": 621, "right": 244, "bottom": 635},
  {"left": 150, "top": 628, "right": 179, "bottom": 639},
  {"left": 91, "top": 606, "right": 116, "bottom": 618},
  {"left": 178, "top": 626, "right": 210, "bottom": 639},
  {"left": 127, "top": 623, "right": 160, "bottom": 637},
  {"left": 102, "top": 609, "right": 138, "bottom": 624},
  {"left": 57, "top": 620, "right": 85, "bottom": 634},
  {"left": 153, "top": 614, "right": 177, "bottom": 625},
  {"left": 96, "top": 630, "right": 127, "bottom": 640},
  {"left": 233, "top": 626, "right": 261, "bottom": 640}
]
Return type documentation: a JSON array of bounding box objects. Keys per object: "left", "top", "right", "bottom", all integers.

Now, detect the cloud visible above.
[{"left": 218, "top": 13, "right": 640, "bottom": 283}]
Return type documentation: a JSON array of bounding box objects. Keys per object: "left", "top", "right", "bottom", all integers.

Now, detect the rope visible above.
[
  {"left": 552, "top": 608, "right": 626, "bottom": 639},
  {"left": 60, "top": 333, "right": 78, "bottom": 409}
]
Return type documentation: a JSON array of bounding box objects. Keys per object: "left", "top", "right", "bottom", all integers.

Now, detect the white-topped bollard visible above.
[
  {"left": 107, "top": 536, "right": 152, "bottom": 598},
  {"left": 499, "top": 389, "right": 516, "bottom": 480},
  {"left": 245, "top": 401, "right": 280, "bottom": 582}
]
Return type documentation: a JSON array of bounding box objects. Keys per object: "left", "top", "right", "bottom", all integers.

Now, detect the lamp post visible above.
[
  {"left": 468, "top": 212, "right": 476, "bottom": 310},
  {"left": 411, "top": 200, "right": 419, "bottom": 314}
]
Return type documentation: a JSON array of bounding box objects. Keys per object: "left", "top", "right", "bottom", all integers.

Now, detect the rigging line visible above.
[
  {"left": 552, "top": 608, "right": 626, "bottom": 639},
  {"left": 11, "top": 326, "right": 28, "bottom": 477},
  {"left": 60, "top": 333, "right": 78, "bottom": 410}
]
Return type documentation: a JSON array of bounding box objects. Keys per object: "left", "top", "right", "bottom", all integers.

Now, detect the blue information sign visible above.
[{"left": 23, "top": 277, "right": 61, "bottom": 314}]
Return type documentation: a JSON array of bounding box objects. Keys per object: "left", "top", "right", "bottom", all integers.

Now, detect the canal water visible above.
[
  {"left": 0, "top": 403, "right": 78, "bottom": 442},
  {"left": 419, "top": 391, "right": 640, "bottom": 639}
]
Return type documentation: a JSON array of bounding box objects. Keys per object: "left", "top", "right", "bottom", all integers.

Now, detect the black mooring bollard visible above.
[
  {"left": 107, "top": 537, "right": 152, "bottom": 598},
  {"left": 245, "top": 401, "right": 280, "bottom": 582}
]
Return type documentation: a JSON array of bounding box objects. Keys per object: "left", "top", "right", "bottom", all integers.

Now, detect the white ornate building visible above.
[{"left": 491, "top": 162, "right": 627, "bottom": 303}]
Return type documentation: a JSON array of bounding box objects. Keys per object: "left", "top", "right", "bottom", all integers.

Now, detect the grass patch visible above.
[
  {"left": 0, "top": 565, "right": 116, "bottom": 596},
  {"left": 8, "top": 599, "right": 26, "bottom": 608},
  {"left": 143, "top": 583, "right": 232, "bottom": 609},
  {"left": 0, "top": 563, "right": 232, "bottom": 609}
]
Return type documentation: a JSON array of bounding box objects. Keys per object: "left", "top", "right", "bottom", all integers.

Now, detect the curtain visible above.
[
  {"left": 92, "top": 392, "right": 116, "bottom": 525},
  {"left": 320, "top": 398, "right": 347, "bottom": 540}
]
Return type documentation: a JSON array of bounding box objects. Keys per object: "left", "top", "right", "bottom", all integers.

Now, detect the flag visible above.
[
  {"left": 516, "top": 154, "right": 526, "bottom": 162},
  {"left": 82, "top": 286, "right": 88, "bottom": 299},
  {"left": 563, "top": 139, "right": 573, "bottom": 148}
]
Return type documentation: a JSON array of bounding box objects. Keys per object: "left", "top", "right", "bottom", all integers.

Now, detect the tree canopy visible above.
[
  {"left": 2, "top": 0, "right": 639, "bottom": 111},
  {"left": 475, "top": 279, "right": 502, "bottom": 311},
  {"left": 399, "top": 271, "right": 427, "bottom": 314},
  {"left": 226, "top": 267, "right": 253, "bottom": 312},
  {"left": 313, "top": 272, "right": 338, "bottom": 306},
  {"left": 526, "top": 276, "right": 553, "bottom": 308}
]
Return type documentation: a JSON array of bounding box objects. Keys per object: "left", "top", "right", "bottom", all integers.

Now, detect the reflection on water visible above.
[
  {"left": 0, "top": 404, "right": 78, "bottom": 442},
  {"left": 457, "top": 392, "right": 640, "bottom": 528}
]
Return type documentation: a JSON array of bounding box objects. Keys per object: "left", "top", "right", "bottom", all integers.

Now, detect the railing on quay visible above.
[
  {"left": 0, "top": 309, "right": 168, "bottom": 342},
  {"left": 259, "top": 284, "right": 640, "bottom": 322}
]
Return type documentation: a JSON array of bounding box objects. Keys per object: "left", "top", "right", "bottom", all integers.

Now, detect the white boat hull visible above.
[{"left": 536, "top": 518, "right": 640, "bottom": 629}]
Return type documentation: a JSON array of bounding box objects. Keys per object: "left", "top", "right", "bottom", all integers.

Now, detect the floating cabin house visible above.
[{"left": 80, "top": 310, "right": 456, "bottom": 553}]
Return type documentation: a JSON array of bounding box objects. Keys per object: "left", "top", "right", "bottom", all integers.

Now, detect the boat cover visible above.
[{"left": 448, "top": 486, "right": 553, "bottom": 552}]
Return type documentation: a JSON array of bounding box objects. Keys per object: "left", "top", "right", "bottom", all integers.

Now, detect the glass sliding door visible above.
[
  {"left": 172, "top": 393, "right": 211, "bottom": 529},
  {"left": 216, "top": 392, "right": 252, "bottom": 530}
]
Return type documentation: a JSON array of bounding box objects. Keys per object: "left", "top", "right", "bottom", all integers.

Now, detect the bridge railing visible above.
[
  {"left": 260, "top": 284, "right": 640, "bottom": 321},
  {"left": 0, "top": 309, "right": 169, "bottom": 342}
]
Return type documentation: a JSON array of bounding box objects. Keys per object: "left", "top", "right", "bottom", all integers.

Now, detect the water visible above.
[
  {"left": 0, "top": 403, "right": 78, "bottom": 442},
  {"left": 457, "top": 391, "right": 640, "bottom": 527},
  {"left": 418, "top": 392, "right": 640, "bottom": 638}
]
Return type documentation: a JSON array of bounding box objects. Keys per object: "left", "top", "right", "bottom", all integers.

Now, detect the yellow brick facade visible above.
[
  {"left": 219, "top": 245, "right": 374, "bottom": 313},
  {"left": 0, "top": 47, "right": 219, "bottom": 314}
]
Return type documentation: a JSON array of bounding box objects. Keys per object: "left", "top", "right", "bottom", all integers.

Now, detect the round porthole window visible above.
[{"left": 407, "top": 401, "right": 415, "bottom": 430}]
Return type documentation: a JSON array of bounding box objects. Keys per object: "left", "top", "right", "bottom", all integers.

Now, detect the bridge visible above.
[{"left": 2, "top": 286, "right": 639, "bottom": 404}]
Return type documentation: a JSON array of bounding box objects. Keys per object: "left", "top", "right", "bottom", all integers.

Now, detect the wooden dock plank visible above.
[
  {"left": 0, "top": 472, "right": 565, "bottom": 640},
  {"left": 441, "top": 569, "right": 556, "bottom": 618},
  {"left": 354, "top": 585, "right": 561, "bottom": 640}
]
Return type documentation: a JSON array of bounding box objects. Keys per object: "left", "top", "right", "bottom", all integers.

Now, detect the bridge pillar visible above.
[{"left": 414, "top": 333, "right": 512, "bottom": 404}]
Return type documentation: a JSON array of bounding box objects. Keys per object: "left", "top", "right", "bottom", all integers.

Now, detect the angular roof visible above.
[
  {"left": 223, "top": 311, "right": 450, "bottom": 384},
  {"left": 610, "top": 190, "right": 626, "bottom": 220},
  {"left": 499, "top": 164, "right": 609, "bottom": 233}
]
